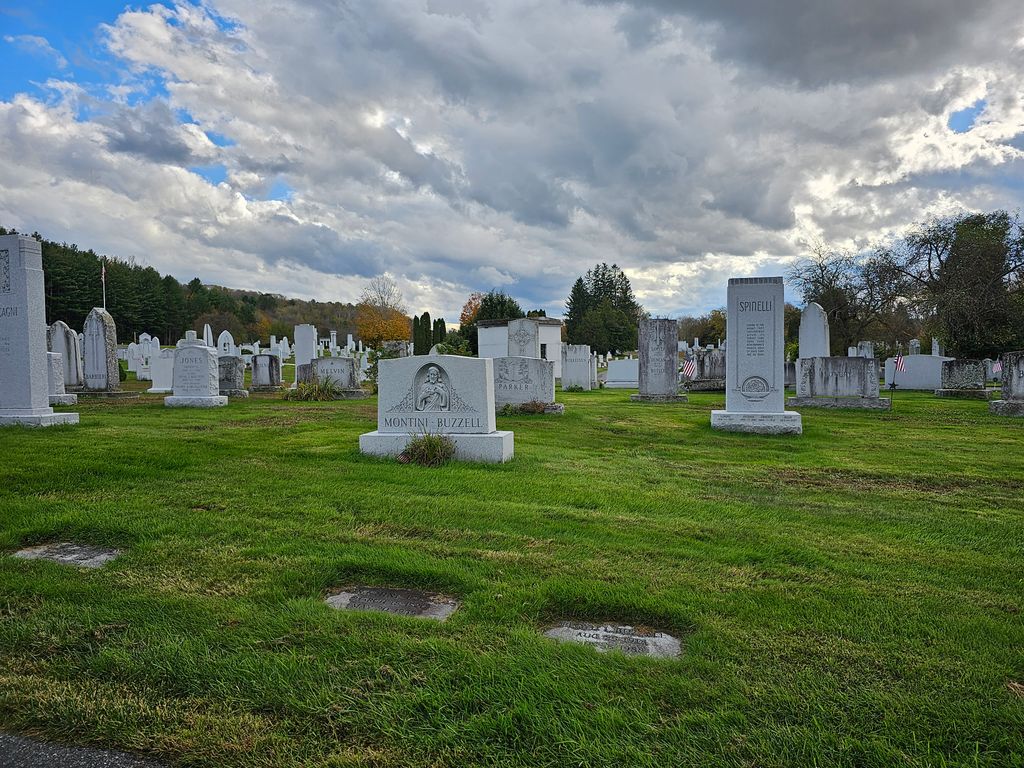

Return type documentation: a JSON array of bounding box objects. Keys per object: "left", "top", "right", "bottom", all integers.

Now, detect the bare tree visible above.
[{"left": 359, "top": 275, "right": 407, "bottom": 314}]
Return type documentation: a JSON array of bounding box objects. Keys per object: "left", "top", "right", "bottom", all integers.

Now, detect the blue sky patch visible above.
[
  {"left": 190, "top": 164, "right": 228, "bottom": 185},
  {"left": 948, "top": 99, "right": 986, "bottom": 133}
]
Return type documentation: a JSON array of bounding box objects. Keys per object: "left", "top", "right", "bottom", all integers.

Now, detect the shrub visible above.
[
  {"left": 402, "top": 433, "right": 456, "bottom": 467},
  {"left": 499, "top": 400, "right": 549, "bottom": 415},
  {"left": 562, "top": 384, "right": 584, "bottom": 393},
  {"left": 118, "top": 360, "right": 128, "bottom": 382},
  {"left": 283, "top": 375, "right": 344, "bottom": 401}
]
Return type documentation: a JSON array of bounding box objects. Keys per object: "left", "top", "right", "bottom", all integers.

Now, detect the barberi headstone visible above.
[
  {"left": 632, "top": 318, "right": 684, "bottom": 402},
  {"left": 0, "top": 235, "right": 79, "bottom": 426},
  {"left": 165, "top": 331, "right": 228, "bottom": 407},
  {"left": 82, "top": 307, "right": 119, "bottom": 392},
  {"left": 543, "top": 622, "right": 681, "bottom": 658},
  {"left": 293, "top": 323, "right": 318, "bottom": 385},
  {"left": 787, "top": 357, "right": 889, "bottom": 409},
  {"left": 492, "top": 356, "right": 561, "bottom": 412},
  {"left": 507, "top": 318, "right": 541, "bottom": 357},
  {"left": 49, "top": 320, "right": 84, "bottom": 389},
  {"left": 324, "top": 586, "right": 459, "bottom": 621},
  {"left": 218, "top": 355, "right": 248, "bottom": 398},
  {"left": 561, "top": 344, "right": 593, "bottom": 390},
  {"left": 312, "top": 357, "right": 367, "bottom": 398},
  {"left": 990, "top": 350, "right": 1024, "bottom": 416},
  {"left": 250, "top": 353, "right": 282, "bottom": 392},
  {"left": 360, "top": 354, "right": 514, "bottom": 462},
  {"left": 47, "top": 352, "right": 77, "bottom": 406},
  {"left": 935, "top": 359, "right": 988, "bottom": 399},
  {"left": 798, "top": 302, "right": 830, "bottom": 359},
  {"left": 711, "top": 277, "right": 801, "bottom": 434},
  {"left": 148, "top": 348, "right": 175, "bottom": 393}
]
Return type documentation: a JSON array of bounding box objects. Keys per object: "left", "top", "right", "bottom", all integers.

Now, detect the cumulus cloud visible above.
[
  {"left": 3, "top": 34, "right": 68, "bottom": 69},
  {"left": 0, "top": 0, "right": 1023, "bottom": 319}
]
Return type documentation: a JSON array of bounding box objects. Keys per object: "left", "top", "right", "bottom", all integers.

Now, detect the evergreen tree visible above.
[
  {"left": 412, "top": 315, "right": 421, "bottom": 354},
  {"left": 564, "top": 263, "right": 643, "bottom": 348},
  {"left": 433, "top": 318, "right": 447, "bottom": 344}
]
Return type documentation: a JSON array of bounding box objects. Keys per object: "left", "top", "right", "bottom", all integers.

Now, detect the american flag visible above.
[
  {"left": 993, "top": 360, "right": 1003, "bottom": 374},
  {"left": 682, "top": 357, "right": 696, "bottom": 378},
  {"left": 893, "top": 353, "right": 906, "bottom": 372}
]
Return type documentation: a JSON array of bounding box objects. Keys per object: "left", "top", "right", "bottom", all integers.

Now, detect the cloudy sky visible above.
[{"left": 1, "top": 1, "right": 1023, "bottom": 319}]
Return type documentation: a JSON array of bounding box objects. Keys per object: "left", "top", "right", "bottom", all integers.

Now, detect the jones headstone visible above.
[
  {"left": 250, "top": 353, "right": 282, "bottom": 392},
  {"left": 165, "top": 331, "right": 228, "bottom": 407},
  {"left": 561, "top": 344, "right": 593, "bottom": 390},
  {"left": 507, "top": 318, "right": 541, "bottom": 357},
  {"left": 218, "top": 355, "right": 248, "bottom": 398},
  {"left": 798, "top": 302, "right": 830, "bottom": 359},
  {"left": 632, "top": 318, "right": 684, "bottom": 402},
  {"left": 492, "top": 356, "right": 559, "bottom": 411},
  {"left": 711, "top": 277, "right": 801, "bottom": 434},
  {"left": 0, "top": 234, "right": 79, "bottom": 426},
  {"left": 82, "top": 307, "right": 119, "bottom": 392}
]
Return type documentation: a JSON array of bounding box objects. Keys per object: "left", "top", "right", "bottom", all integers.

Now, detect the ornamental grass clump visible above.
[
  {"left": 283, "top": 375, "right": 344, "bottom": 401},
  {"left": 402, "top": 433, "right": 456, "bottom": 467}
]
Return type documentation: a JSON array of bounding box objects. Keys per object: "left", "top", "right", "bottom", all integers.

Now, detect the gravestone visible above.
[
  {"left": 13, "top": 542, "right": 120, "bottom": 568},
  {"left": 711, "top": 277, "right": 801, "bottom": 434},
  {"left": 218, "top": 355, "right": 249, "bottom": 398},
  {"left": 935, "top": 359, "right": 988, "bottom": 399},
  {"left": 857, "top": 340, "right": 875, "bottom": 359},
  {"left": 561, "top": 345, "right": 592, "bottom": 390},
  {"left": 0, "top": 235, "right": 79, "bottom": 426},
  {"left": 798, "top": 302, "right": 830, "bottom": 359},
  {"left": 202, "top": 323, "right": 214, "bottom": 347},
  {"left": 632, "top": 318, "right": 684, "bottom": 402},
  {"left": 82, "top": 307, "right": 120, "bottom": 392},
  {"left": 787, "top": 357, "right": 888, "bottom": 409},
  {"left": 250, "top": 353, "right": 282, "bottom": 392},
  {"left": 847, "top": 346, "right": 858, "bottom": 357},
  {"left": 604, "top": 358, "right": 639, "bottom": 388},
  {"left": 147, "top": 348, "right": 175, "bottom": 393},
  {"left": 325, "top": 586, "right": 459, "bottom": 621},
  {"left": 883, "top": 354, "right": 949, "bottom": 389},
  {"left": 126, "top": 342, "right": 140, "bottom": 373},
  {"left": 312, "top": 357, "right": 367, "bottom": 398},
  {"left": 932, "top": 338, "right": 943, "bottom": 356},
  {"left": 360, "top": 355, "right": 514, "bottom": 462},
  {"left": 49, "top": 320, "right": 84, "bottom": 389},
  {"left": 590, "top": 353, "right": 598, "bottom": 388},
  {"left": 165, "top": 331, "right": 228, "bottom": 407},
  {"left": 684, "top": 348, "right": 726, "bottom": 391},
  {"left": 47, "top": 352, "right": 77, "bottom": 406},
  {"left": 543, "top": 622, "right": 681, "bottom": 658},
  {"left": 492, "top": 356, "right": 561, "bottom": 412},
  {"left": 293, "top": 323, "right": 318, "bottom": 385},
  {"left": 217, "top": 330, "right": 237, "bottom": 357},
  {"left": 990, "top": 350, "right": 1024, "bottom": 416},
  {"left": 908, "top": 339, "right": 921, "bottom": 355},
  {"left": 507, "top": 318, "right": 541, "bottom": 357}
]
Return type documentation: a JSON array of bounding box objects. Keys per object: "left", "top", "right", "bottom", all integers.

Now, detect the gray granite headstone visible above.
[
  {"left": 507, "top": 318, "right": 541, "bottom": 357},
  {"left": 798, "top": 302, "right": 830, "bottom": 358},
  {"left": 325, "top": 586, "right": 459, "bottom": 621},
  {"left": 561, "top": 344, "right": 593, "bottom": 390},
  {"left": 990, "top": 350, "right": 1024, "bottom": 416},
  {"left": 49, "top": 319, "right": 84, "bottom": 388},
  {"left": 14, "top": 542, "right": 120, "bottom": 568},
  {"left": 632, "top": 318, "right": 684, "bottom": 402},
  {"left": 82, "top": 307, "right": 119, "bottom": 392},
  {"left": 492, "top": 356, "right": 558, "bottom": 409},
  {"left": 543, "top": 621, "right": 681, "bottom": 658},
  {"left": 250, "top": 353, "right": 282, "bottom": 391},
  {"left": 292, "top": 323, "right": 318, "bottom": 386},
  {"left": 218, "top": 355, "right": 248, "bottom": 398},
  {"left": 165, "top": 331, "right": 227, "bottom": 407}
]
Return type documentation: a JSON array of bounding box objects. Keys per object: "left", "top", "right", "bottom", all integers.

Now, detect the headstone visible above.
[
  {"left": 82, "top": 307, "right": 119, "bottom": 392},
  {"left": 990, "top": 350, "right": 1024, "bottom": 416},
  {"left": 492, "top": 356, "right": 561, "bottom": 412},
  {"left": 329, "top": 330, "right": 338, "bottom": 353},
  {"left": 202, "top": 323, "right": 214, "bottom": 348},
  {"left": 561, "top": 346, "right": 592, "bottom": 390},
  {"left": 13, "top": 542, "right": 120, "bottom": 568},
  {"left": 604, "top": 358, "right": 639, "bottom": 388},
  {"left": 312, "top": 357, "right": 367, "bottom": 398},
  {"left": 787, "top": 357, "right": 888, "bottom": 409},
  {"left": 711, "top": 277, "right": 801, "bottom": 434},
  {"left": 218, "top": 355, "right": 248, "bottom": 398},
  {"left": 293, "top": 324, "right": 318, "bottom": 385},
  {"left": 0, "top": 235, "right": 79, "bottom": 426},
  {"left": 590, "top": 353, "right": 598, "bottom": 388},
  {"left": 685, "top": 348, "right": 727, "bottom": 391},
  {"left": 325, "top": 586, "right": 459, "bottom": 621},
  {"left": 883, "top": 354, "right": 950, "bottom": 389},
  {"left": 48, "top": 320, "right": 84, "bottom": 389},
  {"left": 126, "top": 342, "right": 140, "bottom": 373},
  {"left": 47, "top": 352, "right": 77, "bottom": 406},
  {"left": 784, "top": 360, "right": 796, "bottom": 387},
  {"left": 798, "top": 302, "right": 830, "bottom": 359},
  {"left": 857, "top": 340, "right": 875, "bottom": 359},
  {"left": 543, "top": 622, "right": 681, "bottom": 658},
  {"left": 147, "top": 348, "right": 175, "bottom": 393},
  {"left": 250, "top": 353, "right": 282, "bottom": 392},
  {"left": 631, "top": 318, "right": 684, "bottom": 402},
  {"left": 217, "top": 330, "right": 237, "bottom": 357},
  {"left": 507, "top": 318, "right": 541, "bottom": 357},
  {"left": 932, "top": 338, "right": 943, "bottom": 356},
  {"left": 935, "top": 359, "right": 988, "bottom": 399},
  {"left": 165, "top": 331, "right": 228, "bottom": 407},
  {"left": 908, "top": 339, "right": 921, "bottom": 355},
  {"left": 381, "top": 339, "right": 409, "bottom": 358},
  {"left": 359, "top": 355, "right": 514, "bottom": 462}
]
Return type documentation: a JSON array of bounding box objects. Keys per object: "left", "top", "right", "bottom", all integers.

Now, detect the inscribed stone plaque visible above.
[
  {"left": 376, "top": 354, "right": 496, "bottom": 434},
  {"left": 492, "top": 356, "right": 555, "bottom": 406},
  {"left": 561, "top": 344, "right": 593, "bottom": 390},
  {"left": 543, "top": 622, "right": 681, "bottom": 658},
  {"left": 725, "top": 277, "right": 784, "bottom": 413},
  {"left": 637, "top": 318, "right": 679, "bottom": 397},
  {"left": 325, "top": 586, "right": 459, "bottom": 621},
  {"left": 507, "top": 318, "right": 541, "bottom": 357},
  {"left": 313, "top": 356, "right": 360, "bottom": 389},
  {"left": 14, "top": 542, "right": 120, "bottom": 568}
]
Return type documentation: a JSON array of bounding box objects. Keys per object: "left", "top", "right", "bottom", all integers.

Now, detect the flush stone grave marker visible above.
[
  {"left": 711, "top": 277, "right": 801, "bottom": 434},
  {"left": 631, "top": 318, "right": 684, "bottom": 402},
  {"left": 13, "top": 542, "right": 120, "bottom": 568},
  {"left": 543, "top": 622, "right": 681, "bottom": 658},
  {"left": 165, "top": 331, "right": 228, "bottom": 407},
  {"left": 325, "top": 586, "right": 459, "bottom": 621},
  {"left": 0, "top": 234, "right": 79, "bottom": 427}
]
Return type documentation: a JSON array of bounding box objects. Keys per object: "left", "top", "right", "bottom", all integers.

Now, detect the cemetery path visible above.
[{"left": 0, "top": 733, "right": 164, "bottom": 768}]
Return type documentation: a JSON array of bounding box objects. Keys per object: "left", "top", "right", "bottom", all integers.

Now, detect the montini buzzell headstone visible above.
[
  {"left": 711, "top": 277, "right": 801, "bottom": 434},
  {"left": 165, "top": 331, "right": 228, "bottom": 407},
  {"left": 492, "top": 356, "right": 561, "bottom": 413},
  {"left": 0, "top": 234, "right": 79, "bottom": 426},
  {"left": 360, "top": 355, "right": 514, "bottom": 462},
  {"left": 631, "top": 318, "right": 685, "bottom": 402},
  {"left": 990, "top": 350, "right": 1024, "bottom": 416},
  {"left": 561, "top": 344, "right": 593, "bottom": 390},
  {"left": 82, "top": 307, "right": 119, "bottom": 392}
]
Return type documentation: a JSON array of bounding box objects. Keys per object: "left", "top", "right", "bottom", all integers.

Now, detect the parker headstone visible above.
[
  {"left": 990, "top": 350, "right": 1024, "bottom": 416},
  {"left": 82, "top": 307, "right": 120, "bottom": 392},
  {"left": 165, "top": 331, "right": 228, "bottom": 407},
  {"left": 250, "top": 353, "right": 282, "bottom": 392},
  {"left": 632, "top": 318, "right": 684, "bottom": 402},
  {"left": 218, "top": 355, "right": 248, "bottom": 398},
  {"left": 312, "top": 357, "right": 367, "bottom": 398},
  {"left": 360, "top": 355, "right": 514, "bottom": 462},
  {"left": 48, "top": 320, "right": 84, "bottom": 389},
  {"left": 935, "top": 359, "right": 988, "bottom": 399},
  {"left": 507, "top": 318, "right": 541, "bottom": 358},
  {"left": 147, "top": 348, "right": 175, "bottom": 394},
  {"left": 325, "top": 586, "right": 459, "bottom": 621},
  {"left": 0, "top": 235, "right": 79, "bottom": 426},
  {"left": 47, "top": 352, "right": 77, "bottom": 406},
  {"left": 787, "top": 357, "right": 888, "bottom": 409},
  {"left": 798, "top": 302, "right": 830, "bottom": 359},
  {"left": 492, "top": 356, "right": 561, "bottom": 412},
  {"left": 711, "top": 277, "right": 801, "bottom": 434},
  {"left": 293, "top": 323, "right": 318, "bottom": 385},
  {"left": 543, "top": 622, "right": 681, "bottom": 658},
  {"left": 561, "top": 345, "right": 592, "bottom": 390}
]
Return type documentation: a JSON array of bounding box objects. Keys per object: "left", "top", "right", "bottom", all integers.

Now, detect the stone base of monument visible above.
[
  {"left": 630, "top": 393, "right": 688, "bottom": 403},
  {"left": 686, "top": 378, "right": 726, "bottom": 391},
  {"left": 333, "top": 388, "right": 370, "bottom": 400},
  {"left": 220, "top": 389, "right": 250, "bottom": 398},
  {"left": 933, "top": 388, "right": 993, "bottom": 400},
  {"left": 164, "top": 395, "right": 229, "bottom": 408},
  {"left": 710, "top": 410, "right": 802, "bottom": 435},
  {"left": 360, "top": 430, "right": 514, "bottom": 463},
  {"left": 249, "top": 385, "right": 283, "bottom": 394},
  {"left": 49, "top": 394, "right": 79, "bottom": 406},
  {"left": 0, "top": 410, "right": 80, "bottom": 427},
  {"left": 989, "top": 400, "right": 1024, "bottom": 416},
  {"left": 73, "top": 389, "right": 140, "bottom": 399},
  {"left": 786, "top": 396, "right": 891, "bottom": 410},
  {"left": 147, "top": 387, "right": 172, "bottom": 394}
]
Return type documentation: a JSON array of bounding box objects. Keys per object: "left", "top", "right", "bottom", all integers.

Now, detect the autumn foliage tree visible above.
[{"left": 356, "top": 275, "right": 411, "bottom": 348}]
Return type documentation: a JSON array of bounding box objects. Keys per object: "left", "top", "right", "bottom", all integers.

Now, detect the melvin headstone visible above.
[
  {"left": 492, "top": 356, "right": 561, "bottom": 412},
  {"left": 250, "top": 353, "right": 283, "bottom": 392},
  {"left": 0, "top": 234, "right": 79, "bottom": 427},
  {"left": 82, "top": 307, "right": 119, "bottom": 392},
  {"left": 312, "top": 357, "right": 367, "bottom": 398},
  {"left": 631, "top": 318, "right": 684, "bottom": 402},
  {"left": 218, "top": 355, "right": 249, "bottom": 398},
  {"left": 507, "top": 318, "right": 541, "bottom": 357},
  {"left": 561, "top": 344, "right": 593, "bottom": 390},
  {"left": 165, "top": 331, "right": 228, "bottom": 407},
  {"left": 798, "top": 302, "right": 830, "bottom": 359},
  {"left": 360, "top": 355, "right": 514, "bottom": 462},
  {"left": 711, "top": 277, "right": 801, "bottom": 434},
  {"left": 990, "top": 350, "right": 1024, "bottom": 416}
]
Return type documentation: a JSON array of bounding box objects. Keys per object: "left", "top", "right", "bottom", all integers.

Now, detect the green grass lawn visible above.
[{"left": 1, "top": 389, "right": 1022, "bottom": 767}]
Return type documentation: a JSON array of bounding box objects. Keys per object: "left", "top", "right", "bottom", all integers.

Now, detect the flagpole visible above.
[{"left": 101, "top": 257, "right": 107, "bottom": 310}]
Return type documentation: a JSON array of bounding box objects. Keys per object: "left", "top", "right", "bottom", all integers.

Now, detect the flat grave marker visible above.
[
  {"left": 325, "top": 586, "right": 459, "bottom": 621},
  {"left": 13, "top": 542, "right": 121, "bottom": 569},
  {"left": 543, "top": 621, "right": 681, "bottom": 658}
]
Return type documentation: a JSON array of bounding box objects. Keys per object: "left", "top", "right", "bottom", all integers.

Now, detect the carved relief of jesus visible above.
[{"left": 416, "top": 366, "right": 449, "bottom": 411}]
